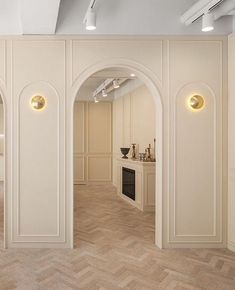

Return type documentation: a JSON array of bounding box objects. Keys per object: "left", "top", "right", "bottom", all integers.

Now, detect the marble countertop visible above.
[{"left": 117, "top": 157, "right": 156, "bottom": 166}]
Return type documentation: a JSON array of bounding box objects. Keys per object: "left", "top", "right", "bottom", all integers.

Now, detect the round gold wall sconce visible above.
[
  {"left": 188, "top": 95, "right": 205, "bottom": 110},
  {"left": 31, "top": 95, "right": 46, "bottom": 111}
]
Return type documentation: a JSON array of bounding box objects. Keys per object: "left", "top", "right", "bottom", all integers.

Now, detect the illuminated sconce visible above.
[
  {"left": 188, "top": 95, "right": 205, "bottom": 110},
  {"left": 31, "top": 95, "right": 46, "bottom": 111}
]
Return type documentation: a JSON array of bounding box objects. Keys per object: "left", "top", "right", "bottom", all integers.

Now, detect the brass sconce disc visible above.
[
  {"left": 189, "top": 95, "right": 204, "bottom": 110},
  {"left": 31, "top": 95, "right": 46, "bottom": 110}
]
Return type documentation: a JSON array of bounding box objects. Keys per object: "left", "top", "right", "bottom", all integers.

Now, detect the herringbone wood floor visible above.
[{"left": 0, "top": 184, "right": 235, "bottom": 289}]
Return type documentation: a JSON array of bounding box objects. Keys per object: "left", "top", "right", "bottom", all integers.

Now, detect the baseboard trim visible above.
[
  {"left": 164, "top": 242, "right": 226, "bottom": 249},
  {"left": 74, "top": 182, "right": 113, "bottom": 186},
  {"left": 7, "top": 241, "right": 73, "bottom": 249},
  {"left": 228, "top": 241, "right": 235, "bottom": 252}
]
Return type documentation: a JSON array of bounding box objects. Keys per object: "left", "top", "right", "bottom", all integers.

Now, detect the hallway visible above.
[{"left": 0, "top": 185, "right": 234, "bottom": 289}]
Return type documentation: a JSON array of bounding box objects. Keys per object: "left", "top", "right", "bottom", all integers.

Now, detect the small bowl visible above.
[{"left": 120, "top": 147, "right": 130, "bottom": 159}]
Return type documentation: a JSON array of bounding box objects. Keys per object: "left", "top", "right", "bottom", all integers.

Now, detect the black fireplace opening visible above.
[{"left": 122, "top": 167, "right": 135, "bottom": 201}]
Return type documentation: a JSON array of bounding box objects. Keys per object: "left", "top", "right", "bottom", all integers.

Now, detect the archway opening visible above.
[{"left": 71, "top": 63, "right": 163, "bottom": 249}]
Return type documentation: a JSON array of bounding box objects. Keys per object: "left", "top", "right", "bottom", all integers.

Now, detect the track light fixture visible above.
[
  {"left": 180, "top": 1, "right": 222, "bottom": 33},
  {"left": 113, "top": 79, "right": 120, "bottom": 89},
  {"left": 92, "top": 77, "right": 127, "bottom": 102},
  {"left": 94, "top": 96, "right": 99, "bottom": 103},
  {"left": 202, "top": 12, "right": 214, "bottom": 32},
  {"left": 83, "top": 0, "right": 97, "bottom": 31},
  {"left": 102, "top": 88, "right": 108, "bottom": 97},
  {"left": 85, "top": 8, "right": 96, "bottom": 30}
]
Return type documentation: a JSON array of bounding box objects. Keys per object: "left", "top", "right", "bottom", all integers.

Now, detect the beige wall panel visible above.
[
  {"left": 87, "top": 156, "right": 112, "bottom": 182},
  {"left": 169, "top": 41, "right": 222, "bottom": 93},
  {"left": 72, "top": 40, "right": 163, "bottom": 85},
  {"left": 74, "top": 102, "right": 85, "bottom": 154},
  {"left": 146, "top": 173, "right": 155, "bottom": 205},
  {"left": 88, "top": 102, "right": 112, "bottom": 154},
  {"left": 131, "top": 86, "right": 156, "bottom": 153},
  {"left": 113, "top": 85, "right": 156, "bottom": 156},
  {"left": 12, "top": 40, "right": 66, "bottom": 94},
  {"left": 112, "top": 85, "right": 156, "bottom": 186},
  {"left": 11, "top": 40, "right": 66, "bottom": 245},
  {"left": 74, "top": 101, "right": 112, "bottom": 184},
  {"left": 169, "top": 40, "right": 224, "bottom": 243},
  {"left": 228, "top": 34, "right": 235, "bottom": 252},
  {"left": 74, "top": 155, "right": 85, "bottom": 183},
  {"left": 0, "top": 40, "right": 6, "bottom": 86},
  {"left": 123, "top": 94, "right": 131, "bottom": 147},
  {"left": 175, "top": 87, "right": 215, "bottom": 237},
  {"left": 18, "top": 83, "right": 59, "bottom": 236},
  {"left": 113, "top": 97, "right": 124, "bottom": 154},
  {"left": 112, "top": 98, "right": 124, "bottom": 186}
]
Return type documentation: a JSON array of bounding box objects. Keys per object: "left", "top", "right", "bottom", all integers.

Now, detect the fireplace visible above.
[{"left": 122, "top": 167, "right": 135, "bottom": 200}]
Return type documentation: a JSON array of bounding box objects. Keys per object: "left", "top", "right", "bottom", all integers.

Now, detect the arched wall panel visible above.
[
  {"left": 171, "top": 83, "right": 222, "bottom": 243},
  {"left": 0, "top": 36, "right": 226, "bottom": 249}
]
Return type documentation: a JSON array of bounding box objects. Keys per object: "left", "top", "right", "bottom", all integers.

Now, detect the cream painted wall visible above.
[
  {"left": 0, "top": 104, "right": 3, "bottom": 153},
  {"left": 228, "top": 33, "right": 235, "bottom": 253},
  {"left": 0, "top": 103, "right": 3, "bottom": 181},
  {"left": 8, "top": 40, "right": 67, "bottom": 247},
  {"left": 74, "top": 101, "right": 112, "bottom": 184},
  {"left": 0, "top": 37, "right": 227, "bottom": 249},
  {"left": 112, "top": 85, "right": 156, "bottom": 186}
]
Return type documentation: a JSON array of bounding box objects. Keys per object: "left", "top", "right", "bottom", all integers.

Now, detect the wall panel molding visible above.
[
  {"left": 87, "top": 155, "right": 112, "bottom": 182},
  {"left": 74, "top": 154, "right": 85, "bottom": 184},
  {"left": 16, "top": 81, "right": 61, "bottom": 239},
  {"left": 112, "top": 85, "right": 156, "bottom": 191},
  {"left": 168, "top": 39, "right": 224, "bottom": 246},
  {"left": 171, "top": 83, "right": 220, "bottom": 242},
  {"left": 0, "top": 40, "right": 7, "bottom": 88},
  {"left": 9, "top": 40, "right": 67, "bottom": 247},
  {"left": 71, "top": 40, "right": 163, "bottom": 88},
  {"left": 74, "top": 101, "right": 112, "bottom": 184}
]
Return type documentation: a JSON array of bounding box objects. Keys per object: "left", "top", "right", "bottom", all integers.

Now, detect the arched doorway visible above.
[{"left": 70, "top": 60, "right": 163, "bottom": 248}]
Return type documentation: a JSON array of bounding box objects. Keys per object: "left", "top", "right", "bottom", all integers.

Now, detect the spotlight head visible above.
[
  {"left": 113, "top": 79, "right": 120, "bottom": 89},
  {"left": 130, "top": 73, "right": 136, "bottom": 77},
  {"left": 94, "top": 96, "right": 99, "bottom": 103},
  {"left": 86, "top": 8, "right": 96, "bottom": 31},
  {"left": 202, "top": 13, "right": 214, "bottom": 32},
  {"left": 102, "top": 89, "right": 108, "bottom": 97}
]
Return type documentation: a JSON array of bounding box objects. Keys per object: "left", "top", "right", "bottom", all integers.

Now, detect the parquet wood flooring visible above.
[{"left": 0, "top": 184, "right": 235, "bottom": 290}]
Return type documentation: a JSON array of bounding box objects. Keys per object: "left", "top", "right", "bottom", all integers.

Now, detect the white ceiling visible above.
[
  {"left": 20, "top": 0, "right": 61, "bottom": 34},
  {"left": 0, "top": 0, "right": 233, "bottom": 35}
]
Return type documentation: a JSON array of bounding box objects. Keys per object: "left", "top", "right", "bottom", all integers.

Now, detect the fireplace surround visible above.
[
  {"left": 116, "top": 158, "right": 155, "bottom": 212},
  {"left": 122, "top": 167, "right": 135, "bottom": 200}
]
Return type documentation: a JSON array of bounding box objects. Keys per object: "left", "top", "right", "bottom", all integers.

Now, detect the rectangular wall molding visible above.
[{"left": 74, "top": 101, "right": 112, "bottom": 184}]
